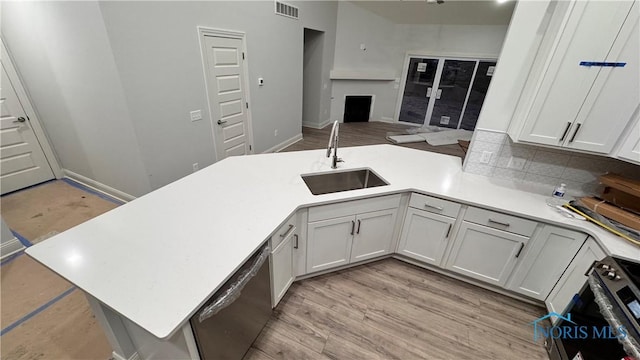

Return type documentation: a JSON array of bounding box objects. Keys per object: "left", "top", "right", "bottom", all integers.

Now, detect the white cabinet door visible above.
[
  {"left": 617, "top": 111, "right": 640, "bottom": 164},
  {"left": 307, "top": 215, "right": 354, "bottom": 273},
  {"left": 519, "top": 1, "right": 635, "bottom": 150},
  {"left": 397, "top": 208, "right": 455, "bottom": 266},
  {"left": 445, "top": 222, "right": 529, "bottom": 287},
  {"left": 545, "top": 237, "right": 606, "bottom": 319},
  {"left": 567, "top": 4, "right": 639, "bottom": 153},
  {"left": 350, "top": 208, "right": 398, "bottom": 263},
  {"left": 271, "top": 233, "right": 294, "bottom": 307},
  {"left": 507, "top": 225, "right": 587, "bottom": 300}
]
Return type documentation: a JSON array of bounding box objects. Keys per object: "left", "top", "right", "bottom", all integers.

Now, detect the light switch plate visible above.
[{"left": 190, "top": 110, "right": 202, "bottom": 122}]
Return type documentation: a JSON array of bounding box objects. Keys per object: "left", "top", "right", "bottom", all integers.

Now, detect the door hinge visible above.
[
  {"left": 246, "top": 102, "right": 249, "bottom": 109},
  {"left": 242, "top": 52, "right": 245, "bottom": 60}
]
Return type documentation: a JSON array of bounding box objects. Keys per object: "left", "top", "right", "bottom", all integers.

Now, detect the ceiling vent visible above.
[{"left": 275, "top": 1, "right": 299, "bottom": 19}]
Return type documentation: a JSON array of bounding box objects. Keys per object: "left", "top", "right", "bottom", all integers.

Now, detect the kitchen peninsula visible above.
[{"left": 26, "top": 145, "right": 640, "bottom": 359}]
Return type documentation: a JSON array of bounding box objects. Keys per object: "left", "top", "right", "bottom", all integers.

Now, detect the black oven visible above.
[{"left": 547, "top": 256, "right": 640, "bottom": 360}]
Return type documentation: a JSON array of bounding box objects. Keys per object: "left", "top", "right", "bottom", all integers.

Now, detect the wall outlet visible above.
[
  {"left": 274, "top": 129, "right": 278, "bottom": 137},
  {"left": 192, "top": 163, "right": 199, "bottom": 172},
  {"left": 507, "top": 156, "right": 527, "bottom": 170},
  {"left": 190, "top": 110, "right": 202, "bottom": 122},
  {"left": 480, "top": 151, "right": 492, "bottom": 164}
]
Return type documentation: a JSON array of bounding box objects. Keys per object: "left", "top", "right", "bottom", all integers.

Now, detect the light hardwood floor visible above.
[
  {"left": 282, "top": 122, "right": 467, "bottom": 159},
  {"left": 245, "top": 259, "right": 548, "bottom": 360}
]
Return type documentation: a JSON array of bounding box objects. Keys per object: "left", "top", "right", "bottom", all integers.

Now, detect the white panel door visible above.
[
  {"left": 397, "top": 208, "right": 455, "bottom": 266},
  {"left": 507, "top": 225, "right": 587, "bottom": 300},
  {"left": 350, "top": 208, "right": 398, "bottom": 263},
  {"left": 307, "top": 215, "right": 354, "bottom": 273},
  {"left": 204, "top": 36, "right": 250, "bottom": 160},
  {"left": 567, "top": 4, "right": 639, "bottom": 153},
  {"left": 0, "top": 64, "right": 54, "bottom": 194},
  {"left": 270, "top": 232, "right": 294, "bottom": 307},
  {"left": 519, "top": 1, "right": 634, "bottom": 147},
  {"left": 545, "top": 237, "right": 606, "bottom": 322},
  {"left": 445, "top": 222, "right": 529, "bottom": 287}
]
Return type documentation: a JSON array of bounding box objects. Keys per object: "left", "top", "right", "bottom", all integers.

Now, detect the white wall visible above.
[
  {"left": 331, "top": 1, "right": 510, "bottom": 124},
  {"left": 1, "top": 1, "right": 152, "bottom": 197},
  {"left": 2, "top": 1, "right": 337, "bottom": 192}
]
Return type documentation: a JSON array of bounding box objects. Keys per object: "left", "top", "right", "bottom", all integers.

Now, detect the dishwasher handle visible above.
[{"left": 198, "top": 244, "right": 270, "bottom": 323}]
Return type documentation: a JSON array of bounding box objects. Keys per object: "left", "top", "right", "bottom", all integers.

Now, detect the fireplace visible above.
[{"left": 343, "top": 95, "right": 372, "bottom": 123}]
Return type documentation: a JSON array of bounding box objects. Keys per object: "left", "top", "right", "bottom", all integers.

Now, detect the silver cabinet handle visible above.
[
  {"left": 568, "top": 123, "right": 582, "bottom": 143},
  {"left": 356, "top": 219, "right": 361, "bottom": 234},
  {"left": 488, "top": 219, "right": 510, "bottom": 227},
  {"left": 13, "top": 117, "right": 26, "bottom": 123},
  {"left": 293, "top": 234, "right": 298, "bottom": 249},
  {"left": 424, "top": 202, "right": 444, "bottom": 211},
  {"left": 445, "top": 224, "right": 452, "bottom": 238},
  {"left": 515, "top": 243, "right": 525, "bottom": 258},
  {"left": 198, "top": 244, "right": 270, "bottom": 322},
  {"left": 350, "top": 220, "right": 355, "bottom": 235},
  {"left": 217, "top": 119, "right": 227, "bottom": 125},
  {"left": 559, "top": 122, "right": 572, "bottom": 142},
  {"left": 279, "top": 224, "right": 294, "bottom": 238}
]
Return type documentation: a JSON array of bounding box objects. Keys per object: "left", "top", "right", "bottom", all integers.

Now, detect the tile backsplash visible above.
[{"left": 464, "top": 130, "right": 640, "bottom": 196}]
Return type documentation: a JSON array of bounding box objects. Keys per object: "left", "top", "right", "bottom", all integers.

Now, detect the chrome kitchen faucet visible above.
[{"left": 326, "top": 120, "right": 343, "bottom": 169}]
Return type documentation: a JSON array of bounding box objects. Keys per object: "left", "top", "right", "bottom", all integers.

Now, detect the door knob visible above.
[
  {"left": 217, "top": 120, "right": 227, "bottom": 125},
  {"left": 13, "top": 117, "right": 26, "bottom": 123}
]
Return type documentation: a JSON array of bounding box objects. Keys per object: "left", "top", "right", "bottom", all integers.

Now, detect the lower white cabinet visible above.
[
  {"left": 617, "top": 111, "right": 640, "bottom": 164},
  {"left": 350, "top": 209, "right": 398, "bottom": 262},
  {"left": 270, "top": 232, "right": 295, "bottom": 307},
  {"left": 445, "top": 222, "right": 529, "bottom": 287},
  {"left": 397, "top": 208, "right": 455, "bottom": 266},
  {"left": 545, "top": 237, "right": 606, "bottom": 319},
  {"left": 507, "top": 225, "right": 587, "bottom": 300},
  {"left": 307, "top": 195, "right": 400, "bottom": 273},
  {"left": 307, "top": 215, "right": 355, "bottom": 273}
]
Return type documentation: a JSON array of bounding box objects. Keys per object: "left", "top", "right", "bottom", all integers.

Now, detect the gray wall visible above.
[
  {"left": 303, "top": 29, "right": 325, "bottom": 127},
  {"left": 2, "top": 1, "right": 338, "bottom": 192}
]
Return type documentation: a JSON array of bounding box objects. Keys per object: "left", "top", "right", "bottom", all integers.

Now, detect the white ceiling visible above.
[{"left": 349, "top": 0, "right": 517, "bottom": 25}]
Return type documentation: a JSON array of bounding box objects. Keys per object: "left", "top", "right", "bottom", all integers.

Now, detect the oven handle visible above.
[
  {"left": 198, "top": 244, "right": 270, "bottom": 323},
  {"left": 588, "top": 274, "right": 640, "bottom": 359}
]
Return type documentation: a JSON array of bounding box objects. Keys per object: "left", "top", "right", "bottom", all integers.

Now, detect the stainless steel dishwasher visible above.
[{"left": 190, "top": 243, "right": 272, "bottom": 360}]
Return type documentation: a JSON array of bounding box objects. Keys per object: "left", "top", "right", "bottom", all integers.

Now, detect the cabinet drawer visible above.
[
  {"left": 408, "top": 193, "right": 460, "bottom": 218},
  {"left": 464, "top": 207, "right": 537, "bottom": 237},
  {"left": 272, "top": 213, "right": 297, "bottom": 250},
  {"left": 308, "top": 194, "right": 401, "bottom": 222}
]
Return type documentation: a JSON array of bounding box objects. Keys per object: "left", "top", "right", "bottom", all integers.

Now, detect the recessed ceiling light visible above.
[{"left": 497, "top": 0, "right": 510, "bottom": 3}]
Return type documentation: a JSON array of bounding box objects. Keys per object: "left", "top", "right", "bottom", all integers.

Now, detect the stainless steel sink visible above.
[{"left": 301, "top": 168, "right": 389, "bottom": 195}]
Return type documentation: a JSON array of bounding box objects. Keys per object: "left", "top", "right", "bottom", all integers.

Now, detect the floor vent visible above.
[{"left": 275, "top": 1, "right": 299, "bottom": 19}]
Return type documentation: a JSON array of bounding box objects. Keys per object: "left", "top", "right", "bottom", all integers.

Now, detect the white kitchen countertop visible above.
[{"left": 25, "top": 145, "right": 640, "bottom": 340}]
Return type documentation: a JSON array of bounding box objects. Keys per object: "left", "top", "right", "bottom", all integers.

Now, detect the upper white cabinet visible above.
[
  {"left": 397, "top": 193, "right": 460, "bottom": 266},
  {"left": 306, "top": 195, "right": 401, "bottom": 273},
  {"left": 617, "top": 109, "right": 640, "bottom": 164},
  {"left": 506, "top": 225, "right": 587, "bottom": 301},
  {"left": 512, "top": 0, "right": 639, "bottom": 155}
]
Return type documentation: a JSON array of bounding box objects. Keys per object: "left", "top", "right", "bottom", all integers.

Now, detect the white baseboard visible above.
[
  {"left": 377, "top": 117, "right": 395, "bottom": 123},
  {"left": 302, "top": 118, "right": 332, "bottom": 130},
  {"left": 262, "top": 134, "right": 303, "bottom": 153},
  {"left": 111, "top": 351, "right": 140, "bottom": 360},
  {"left": 1, "top": 237, "right": 25, "bottom": 260},
  {"left": 63, "top": 169, "right": 135, "bottom": 203}
]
